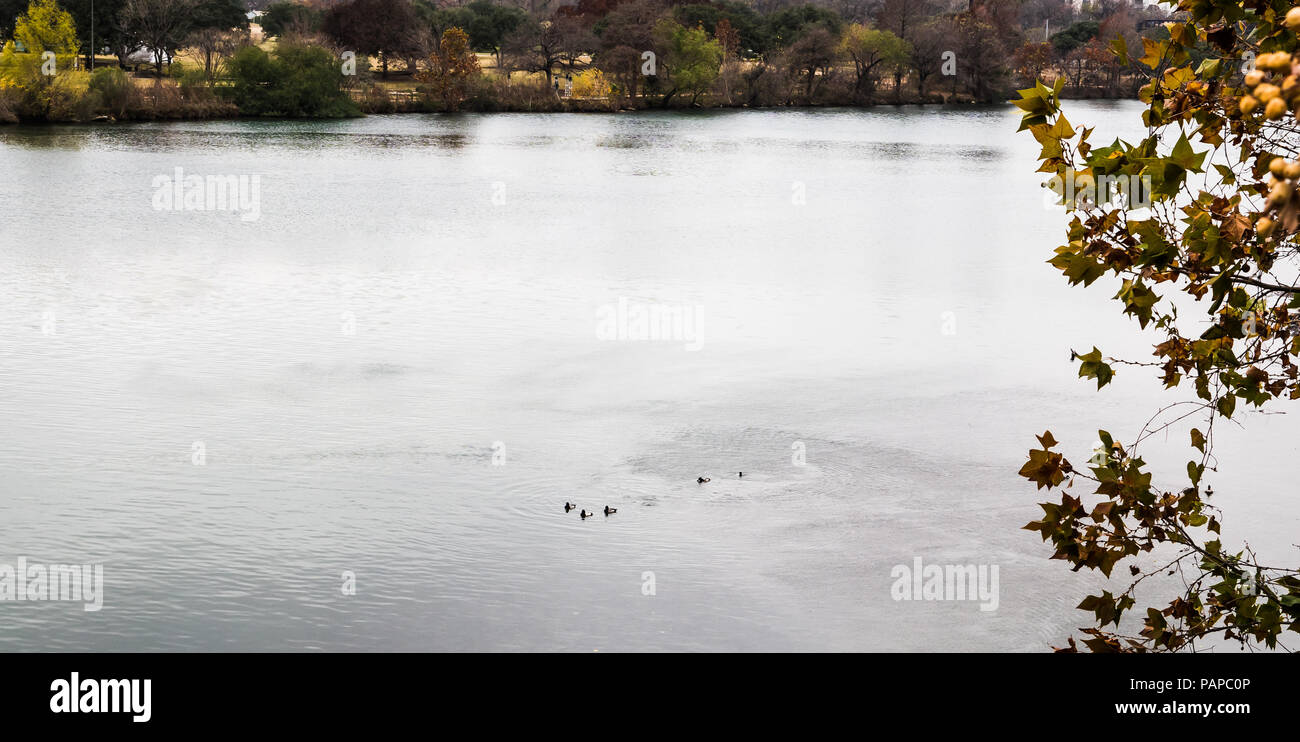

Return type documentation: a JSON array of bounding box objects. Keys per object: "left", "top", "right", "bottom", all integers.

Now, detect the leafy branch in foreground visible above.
[{"left": 1015, "top": 0, "right": 1300, "bottom": 653}]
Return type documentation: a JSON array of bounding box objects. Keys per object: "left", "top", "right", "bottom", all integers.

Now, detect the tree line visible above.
[{"left": 1, "top": 0, "right": 1183, "bottom": 121}]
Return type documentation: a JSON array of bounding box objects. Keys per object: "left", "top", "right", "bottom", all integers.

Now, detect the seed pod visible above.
[
  {"left": 1287, "top": 7, "right": 1300, "bottom": 30},
  {"left": 1256, "top": 83, "right": 1282, "bottom": 101},
  {"left": 1241, "top": 95, "right": 1260, "bottom": 113},
  {"left": 1266, "top": 97, "right": 1288, "bottom": 119},
  {"left": 1246, "top": 69, "right": 1266, "bottom": 87},
  {"left": 1271, "top": 157, "right": 1289, "bottom": 177},
  {"left": 1263, "top": 52, "right": 1294, "bottom": 71},
  {"left": 1286, "top": 161, "right": 1300, "bottom": 179},
  {"left": 1269, "top": 180, "right": 1293, "bottom": 205},
  {"left": 1257, "top": 216, "right": 1276, "bottom": 237}
]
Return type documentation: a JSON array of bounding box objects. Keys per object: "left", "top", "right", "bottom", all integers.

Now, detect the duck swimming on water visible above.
[
  {"left": 565, "top": 502, "right": 576, "bottom": 512},
  {"left": 697, "top": 476, "right": 711, "bottom": 484},
  {"left": 604, "top": 506, "right": 617, "bottom": 515},
  {"left": 580, "top": 510, "right": 592, "bottom": 519}
]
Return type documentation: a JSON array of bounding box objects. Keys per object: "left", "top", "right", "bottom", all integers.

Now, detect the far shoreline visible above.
[{"left": 0, "top": 91, "right": 1144, "bottom": 127}]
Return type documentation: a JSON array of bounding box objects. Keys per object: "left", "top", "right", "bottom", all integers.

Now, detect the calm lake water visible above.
[{"left": 1, "top": 103, "right": 1295, "bottom": 651}]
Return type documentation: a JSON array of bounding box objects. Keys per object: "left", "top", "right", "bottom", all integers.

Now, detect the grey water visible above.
[{"left": 0, "top": 102, "right": 1294, "bottom": 651}]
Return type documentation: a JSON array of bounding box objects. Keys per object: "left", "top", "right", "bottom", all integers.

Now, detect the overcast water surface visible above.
[{"left": 1, "top": 102, "right": 1295, "bottom": 651}]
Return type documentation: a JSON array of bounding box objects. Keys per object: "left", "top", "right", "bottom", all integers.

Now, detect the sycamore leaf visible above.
[
  {"left": 1077, "top": 347, "right": 1115, "bottom": 388},
  {"left": 1169, "top": 132, "right": 1207, "bottom": 173},
  {"left": 1139, "top": 36, "right": 1164, "bottom": 69},
  {"left": 1216, "top": 394, "right": 1236, "bottom": 418}
]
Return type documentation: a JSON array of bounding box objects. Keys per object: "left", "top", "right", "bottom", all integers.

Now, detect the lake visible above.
[{"left": 1, "top": 103, "right": 1294, "bottom": 651}]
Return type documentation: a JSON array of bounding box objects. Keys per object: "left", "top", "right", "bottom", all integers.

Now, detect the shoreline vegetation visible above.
[{"left": 1, "top": 0, "right": 1187, "bottom": 125}]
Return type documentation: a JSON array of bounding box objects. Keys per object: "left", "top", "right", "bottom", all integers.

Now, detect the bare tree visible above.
[
  {"left": 596, "top": 45, "right": 641, "bottom": 102},
  {"left": 785, "top": 27, "right": 840, "bottom": 101},
  {"left": 122, "top": 0, "right": 198, "bottom": 76},
  {"left": 401, "top": 25, "right": 434, "bottom": 77},
  {"left": 908, "top": 19, "right": 949, "bottom": 98},
  {"left": 554, "top": 14, "right": 595, "bottom": 75},
  {"left": 874, "top": 0, "right": 935, "bottom": 100},
  {"left": 502, "top": 18, "right": 566, "bottom": 85},
  {"left": 188, "top": 27, "right": 243, "bottom": 77}
]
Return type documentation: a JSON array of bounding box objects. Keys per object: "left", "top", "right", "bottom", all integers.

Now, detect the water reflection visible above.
[{"left": 5, "top": 102, "right": 1283, "bottom": 652}]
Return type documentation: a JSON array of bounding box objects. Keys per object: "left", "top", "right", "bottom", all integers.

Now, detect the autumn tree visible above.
[
  {"left": 419, "top": 26, "right": 480, "bottom": 110},
  {"left": 1080, "top": 37, "right": 1119, "bottom": 92},
  {"left": 1017, "top": 0, "right": 1300, "bottom": 652},
  {"left": 1012, "top": 41, "right": 1051, "bottom": 85},
  {"left": 714, "top": 17, "right": 738, "bottom": 58}
]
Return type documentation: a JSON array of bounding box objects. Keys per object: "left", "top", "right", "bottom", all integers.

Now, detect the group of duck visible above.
[
  {"left": 564, "top": 472, "right": 743, "bottom": 519},
  {"left": 565, "top": 502, "right": 616, "bottom": 519}
]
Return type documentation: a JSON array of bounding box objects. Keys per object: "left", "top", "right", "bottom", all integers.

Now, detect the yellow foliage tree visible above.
[
  {"left": 570, "top": 68, "right": 610, "bottom": 99},
  {"left": 15, "top": 0, "right": 78, "bottom": 56},
  {"left": 419, "top": 27, "right": 480, "bottom": 111}
]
